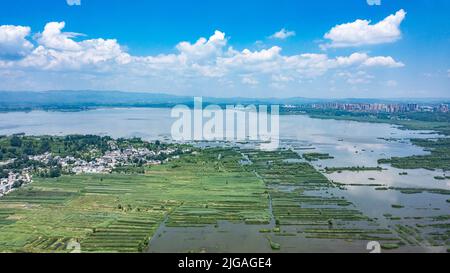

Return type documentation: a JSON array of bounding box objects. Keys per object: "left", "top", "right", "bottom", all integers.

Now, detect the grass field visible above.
[
  {"left": 0, "top": 146, "right": 447, "bottom": 252},
  {"left": 0, "top": 148, "right": 269, "bottom": 252}
]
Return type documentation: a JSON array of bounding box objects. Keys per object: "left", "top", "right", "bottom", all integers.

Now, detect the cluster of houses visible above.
[
  {"left": 0, "top": 144, "right": 188, "bottom": 198},
  {"left": 68, "top": 147, "right": 180, "bottom": 174},
  {"left": 30, "top": 146, "right": 182, "bottom": 175},
  {"left": 0, "top": 171, "right": 32, "bottom": 197}
]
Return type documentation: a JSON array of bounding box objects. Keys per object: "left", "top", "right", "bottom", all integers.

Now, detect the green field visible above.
[
  {"left": 0, "top": 146, "right": 448, "bottom": 253},
  {"left": 378, "top": 138, "right": 450, "bottom": 171},
  {"left": 242, "top": 150, "right": 400, "bottom": 244},
  {"left": 0, "top": 148, "right": 269, "bottom": 252}
]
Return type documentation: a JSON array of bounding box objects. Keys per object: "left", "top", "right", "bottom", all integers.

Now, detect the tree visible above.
[
  {"left": 39, "top": 139, "right": 51, "bottom": 153},
  {"left": 23, "top": 143, "right": 35, "bottom": 155},
  {"left": 10, "top": 136, "right": 22, "bottom": 147},
  {"left": 12, "top": 180, "right": 24, "bottom": 189},
  {"left": 49, "top": 167, "right": 61, "bottom": 178}
]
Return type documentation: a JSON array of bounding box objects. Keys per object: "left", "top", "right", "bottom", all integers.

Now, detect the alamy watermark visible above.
[
  {"left": 367, "top": 241, "right": 381, "bottom": 253},
  {"left": 171, "top": 97, "right": 280, "bottom": 150},
  {"left": 66, "top": 240, "right": 81, "bottom": 253}
]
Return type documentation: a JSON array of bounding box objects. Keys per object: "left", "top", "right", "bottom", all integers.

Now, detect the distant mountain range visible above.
[{"left": 0, "top": 90, "right": 448, "bottom": 111}]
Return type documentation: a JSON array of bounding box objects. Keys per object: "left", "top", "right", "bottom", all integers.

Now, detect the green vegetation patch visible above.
[
  {"left": 0, "top": 147, "right": 270, "bottom": 252},
  {"left": 378, "top": 138, "right": 450, "bottom": 171},
  {"left": 324, "top": 166, "right": 383, "bottom": 173},
  {"left": 243, "top": 149, "right": 399, "bottom": 244},
  {"left": 303, "top": 153, "right": 334, "bottom": 162}
]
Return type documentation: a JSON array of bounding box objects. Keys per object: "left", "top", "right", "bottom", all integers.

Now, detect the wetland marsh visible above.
[{"left": 0, "top": 108, "right": 448, "bottom": 253}]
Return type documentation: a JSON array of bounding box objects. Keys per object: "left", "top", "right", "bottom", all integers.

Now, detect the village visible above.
[
  {"left": 0, "top": 143, "right": 187, "bottom": 198},
  {"left": 0, "top": 171, "right": 32, "bottom": 197}
]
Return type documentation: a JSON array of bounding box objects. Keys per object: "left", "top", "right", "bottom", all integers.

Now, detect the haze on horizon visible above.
[{"left": 0, "top": 0, "right": 449, "bottom": 99}]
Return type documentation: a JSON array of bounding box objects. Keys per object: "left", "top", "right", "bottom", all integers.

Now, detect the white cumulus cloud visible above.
[
  {"left": 0, "top": 25, "right": 34, "bottom": 60},
  {"left": 362, "top": 56, "right": 404, "bottom": 68},
  {"left": 175, "top": 30, "right": 227, "bottom": 62},
  {"left": 322, "top": 9, "right": 406, "bottom": 48},
  {"left": 0, "top": 22, "right": 405, "bottom": 92},
  {"left": 36, "top": 22, "right": 82, "bottom": 51},
  {"left": 16, "top": 22, "right": 131, "bottom": 70},
  {"left": 270, "top": 28, "right": 296, "bottom": 40}
]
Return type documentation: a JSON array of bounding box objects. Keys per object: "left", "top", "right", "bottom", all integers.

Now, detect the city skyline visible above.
[{"left": 0, "top": 0, "right": 449, "bottom": 98}]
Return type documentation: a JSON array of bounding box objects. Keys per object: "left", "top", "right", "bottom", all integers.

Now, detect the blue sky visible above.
[{"left": 0, "top": 0, "right": 449, "bottom": 98}]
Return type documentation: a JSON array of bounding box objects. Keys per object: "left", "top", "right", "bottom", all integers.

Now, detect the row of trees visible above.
[{"left": 0, "top": 135, "right": 114, "bottom": 161}]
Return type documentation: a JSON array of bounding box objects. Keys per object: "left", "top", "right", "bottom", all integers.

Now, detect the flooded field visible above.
[{"left": 0, "top": 108, "right": 448, "bottom": 252}]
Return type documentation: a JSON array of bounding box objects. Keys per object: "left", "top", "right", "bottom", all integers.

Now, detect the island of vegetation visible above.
[
  {"left": 302, "top": 153, "right": 334, "bottom": 162},
  {"left": 324, "top": 166, "right": 383, "bottom": 173},
  {"left": 378, "top": 138, "right": 450, "bottom": 171}
]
